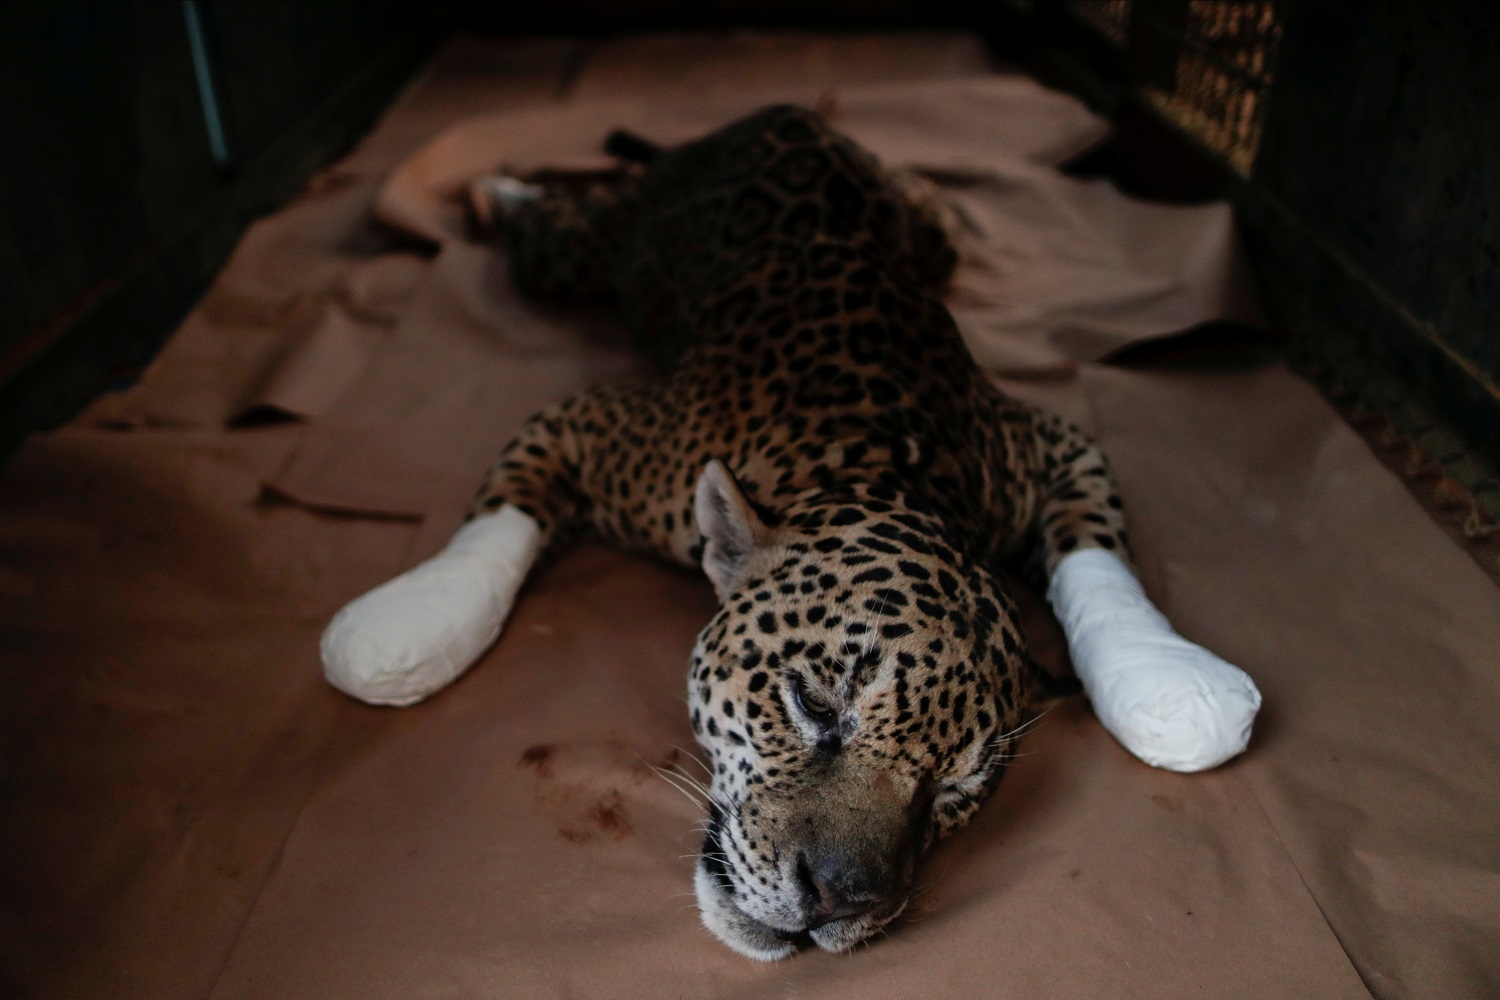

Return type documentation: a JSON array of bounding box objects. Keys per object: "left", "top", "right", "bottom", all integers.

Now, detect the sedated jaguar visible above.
[{"left": 457, "top": 104, "right": 1141, "bottom": 960}]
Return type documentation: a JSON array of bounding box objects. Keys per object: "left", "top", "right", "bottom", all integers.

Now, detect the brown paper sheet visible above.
[
  {"left": 3, "top": 31, "right": 1497, "bottom": 1000},
  {"left": 1080, "top": 365, "right": 1500, "bottom": 998}
]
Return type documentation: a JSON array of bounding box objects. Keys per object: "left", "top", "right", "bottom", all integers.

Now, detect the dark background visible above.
[{"left": 1, "top": 0, "right": 1496, "bottom": 469}]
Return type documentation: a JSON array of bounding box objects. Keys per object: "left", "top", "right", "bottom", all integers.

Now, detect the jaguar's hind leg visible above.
[
  {"left": 1028, "top": 410, "right": 1262, "bottom": 773},
  {"left": 472, "top": 167, "right": 642, "bottom": 301}
]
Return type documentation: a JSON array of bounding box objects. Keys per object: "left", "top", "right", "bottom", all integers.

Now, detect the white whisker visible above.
[{"left": 665, "top": 743, "right": 713, "bottom": 778}]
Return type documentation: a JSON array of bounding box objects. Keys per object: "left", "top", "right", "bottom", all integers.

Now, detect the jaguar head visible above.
[{"left": 686, "top": 461, "right": 1032, "bottom": 959}]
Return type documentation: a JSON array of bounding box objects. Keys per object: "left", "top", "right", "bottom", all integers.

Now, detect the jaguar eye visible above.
[{"left": 791, "top": 677, "right": 837, "bottom": 727}]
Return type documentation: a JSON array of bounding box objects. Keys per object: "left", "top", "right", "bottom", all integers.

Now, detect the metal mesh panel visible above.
[
  {"left": 1148, "top": 1, "right": 1281, "bottom": 174},
  {"left": 1064, "top": 0, "right": 1282, "bottom": 175}
]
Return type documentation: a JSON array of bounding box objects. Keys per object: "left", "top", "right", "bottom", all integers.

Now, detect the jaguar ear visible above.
[{"left": 694, "top": 460, "right": 769, "bottom": 600}]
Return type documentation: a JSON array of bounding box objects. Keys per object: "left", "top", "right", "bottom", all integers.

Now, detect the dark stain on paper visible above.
[
  {"left": 520, "top": 743, "right": 554, "bottom": 777},
  {"left": 559, "top": 789, "right": 633, "bottom": 844},
  {"left": 518, "top": 743, "right": 637, "bottom": 845}
]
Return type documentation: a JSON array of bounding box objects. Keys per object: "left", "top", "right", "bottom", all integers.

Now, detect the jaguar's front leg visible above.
[
  {"left": 320, "top": 397, "right": 597, "bottom": 706},
  {"left": 1028, "top": 409, "right": 1263, "bottom": 772}
]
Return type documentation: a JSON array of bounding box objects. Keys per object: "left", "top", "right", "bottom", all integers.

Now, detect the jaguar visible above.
[{"left": 459, "top": 104, "right": 1134, "bottom": 959}]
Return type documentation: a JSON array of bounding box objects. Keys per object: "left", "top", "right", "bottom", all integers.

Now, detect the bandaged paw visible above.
[
  {"left": 468, "top": 175, "right": 543, "bottom": 230},
  {"left": 1047, "top": 548, "right": 1262, "bottom": 772},
  {"left": 321, "top": 505, "right": 542, "bottom": 707}
]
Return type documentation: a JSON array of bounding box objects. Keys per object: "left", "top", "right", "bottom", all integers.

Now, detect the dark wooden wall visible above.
[
  {"left": 1250, "top": 1, "right": 1500, "bottom": 462},
  {"left": 0, "top": 0, "right": 444, "bottom": 459},
  {"left": 2, "top": 1, "right": 217, "bottom": 364}
]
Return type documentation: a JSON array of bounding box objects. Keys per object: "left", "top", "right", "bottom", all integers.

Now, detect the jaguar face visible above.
[{"left": 686, "top": 462, "right": 1030, "bottom": 959}]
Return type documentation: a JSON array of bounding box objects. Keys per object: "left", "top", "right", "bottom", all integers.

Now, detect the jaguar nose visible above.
[{"left": 796, "top": 850, "right": 881, "bottom": 927}]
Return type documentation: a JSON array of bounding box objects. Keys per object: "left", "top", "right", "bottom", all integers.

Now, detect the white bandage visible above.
[
  {"left": 1047, "top": 548, "right": 1262, "bottom": 772},
  {"left": 469, "top": 175, "right": 543, "bottom": 230},
  {"left": 321, "top": 505, "right": 543, "bottom": 707}
]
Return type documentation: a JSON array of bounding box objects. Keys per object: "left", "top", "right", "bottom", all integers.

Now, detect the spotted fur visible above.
[{"left": 469, "top": 106, "right": 1129, "bottom": 958}]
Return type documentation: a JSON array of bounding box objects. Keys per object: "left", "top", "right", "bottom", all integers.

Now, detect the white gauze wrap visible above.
[
  {"left": 1047, "top": 548, "right": 1262, "bottom": 772},
  {"left": 321, "top": 505, "right": 542, "bottom": 707}
]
